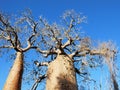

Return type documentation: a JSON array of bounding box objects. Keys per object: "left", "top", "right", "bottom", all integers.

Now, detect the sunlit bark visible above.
[
  {"left": 3, "top": 52, "right": 23, "bottom": 90},
  {"left": 46, "top": 54, "right": 78, "bottom": 90}
]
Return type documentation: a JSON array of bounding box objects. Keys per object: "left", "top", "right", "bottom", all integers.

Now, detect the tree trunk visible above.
[
  {"left": 46, "top": 54, "right": 78, "bottom": 90},
  {"left": 3, "top": 52, "right": 23, "bottom": 90}
]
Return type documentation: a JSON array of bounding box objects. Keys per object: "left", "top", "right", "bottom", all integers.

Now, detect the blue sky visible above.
[
  {"left": 0, "top": 0, "right": 120, "bottom": 41},
  {"left": 0, "top": 0, "right": 120, "bottom": 90}
]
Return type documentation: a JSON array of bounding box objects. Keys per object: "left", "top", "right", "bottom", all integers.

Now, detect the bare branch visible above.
[
  {"left": 0, "top": 30, "right": 16, "bottom": 49},
  {"left": 40, "top": 18, "right": 60, "bottom": 45},
  {"left": 0, "top": 34, "right": 10, "bottom": 40},
  {"left": 0, "top": 28, "right": 16, "bottom": 47},
  {"left": 0, "top": 13, "right": 21, "bottom": 51},
  {"left": 0, "top": 14, "right": 9, "bottom": 27},
  {"left": 31, "top": 81, "right": 38, "bottom": 90},
  {"left": 34, "top": 60, "right": 50, "bottom": 67},
  {"left": 70, "top": 47, "right": 106, "bottom": 58},
  {"left": 75, "top": 68, "right": 87, "bottom": 75},
  {"left": 75, "top": 68, "right": 88, "bottom": 79},
  {"left": 31, "top": 74, "right": 47, "bottom": 90},
  {"left": 61, "top": 37, "right": 73, "bottom": 49},
  {"left": 0, "top": 45, "right": 14, "bottom": 49},
  {"left": 22, "top": 23, "right": 38, "bottom": 52},
  {"left": 67, "top": 18, "right": 75, "bottom": 32},
  {"left": 0, "top": 27, "right": 4, "bottom": 31},
  {"left": 36, "top": 47, "right": 57, "bottom": 57},
  {"left": 111, "top": 74, "right": 119, "bottom": 90}
]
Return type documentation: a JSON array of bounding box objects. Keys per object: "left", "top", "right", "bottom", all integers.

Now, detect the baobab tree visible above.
[
  {"left": 0, "top": 10, "right": 41, "bottom": 90},
  {"left": 0, "top": 10, "right": 119, "bottom": 90},
  {"left": 30, "top": 10, "right": 119, "bottom": 90}
]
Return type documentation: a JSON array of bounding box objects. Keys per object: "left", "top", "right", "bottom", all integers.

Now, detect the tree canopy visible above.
[{"left": 0, "top": 10, "right": 119, "bottom": 90}]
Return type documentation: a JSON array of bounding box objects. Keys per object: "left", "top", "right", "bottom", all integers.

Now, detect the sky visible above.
[{"left": 0, "top": 0, "right": 120, "bottom": 90}]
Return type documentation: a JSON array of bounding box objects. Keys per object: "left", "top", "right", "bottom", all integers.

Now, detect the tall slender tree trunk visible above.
[
  {"left": 46, "top": 54, "right": 78, "bottom": 90},
  {"left": 3, "top": 51, "right": 23, "bottom": 90}
]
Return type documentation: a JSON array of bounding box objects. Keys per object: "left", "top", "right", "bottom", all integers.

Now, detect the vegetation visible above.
[{"left": 0, "top": 10, "right": 119, "bottom": 90}]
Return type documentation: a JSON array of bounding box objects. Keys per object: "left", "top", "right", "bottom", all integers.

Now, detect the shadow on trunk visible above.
[{"left": 56, "top": 74, "right": 78, "bottom": 90}]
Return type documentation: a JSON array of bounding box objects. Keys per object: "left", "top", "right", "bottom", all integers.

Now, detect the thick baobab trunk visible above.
[
  {"left": 3, "top": 52, "right": 23, "bottom": 90},
  {"left": 46, "top": 54, "right": 78, "bottom": 90}
]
